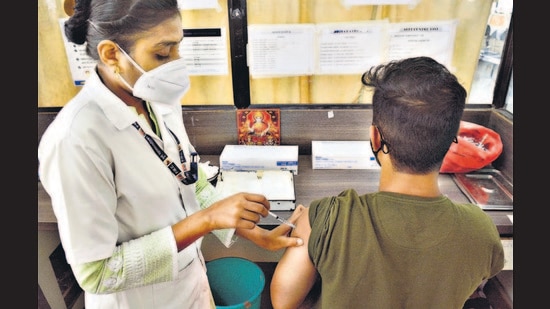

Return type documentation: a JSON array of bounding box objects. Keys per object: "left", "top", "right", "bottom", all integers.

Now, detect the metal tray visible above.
[{"left": 452, "top": 168, "right": 513, "bottom": 210}]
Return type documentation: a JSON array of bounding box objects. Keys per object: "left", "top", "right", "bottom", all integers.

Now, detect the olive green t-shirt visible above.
[{"left": 308, "top": 189, "right": 504, "bottom": 309}]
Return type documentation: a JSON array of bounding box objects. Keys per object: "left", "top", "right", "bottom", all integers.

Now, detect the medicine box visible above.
[
  {"left": 312, "top": 140, "right": 380, "bottom": 169},
  {"left": 220, "top": 145, "right": 299, "bottom": 175}
]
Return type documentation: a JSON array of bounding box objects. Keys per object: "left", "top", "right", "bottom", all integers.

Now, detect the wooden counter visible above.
[{"left": 38, "top": 155, "right": 513, "bottom": 235}]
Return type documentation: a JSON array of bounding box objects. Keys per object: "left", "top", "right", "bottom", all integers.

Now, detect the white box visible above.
[
  {"left": 220, "top": 145, "right": 299, "bottom": 175},
  {"left": 216, "top": 170, "right": 295, "bottom": 210},
  {"left": 312, "top": 141, "right": 380, "bottom": 169}
]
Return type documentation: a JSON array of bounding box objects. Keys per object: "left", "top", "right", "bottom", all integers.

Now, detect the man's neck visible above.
[{"left": 378, "top": 167, "right": 442, "bottom": 198}]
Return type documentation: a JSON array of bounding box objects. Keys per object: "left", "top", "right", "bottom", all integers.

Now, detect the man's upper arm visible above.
[{"left": 271, "top": 207, "right": 318, "bottom": 308}]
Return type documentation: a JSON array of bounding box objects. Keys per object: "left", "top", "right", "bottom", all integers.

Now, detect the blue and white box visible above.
[
  {"left": 312, "top": 140, "right": 379, "bottom": 169},
  {"left": 220, "top": 145, "right": 299, "bottom": 175}
]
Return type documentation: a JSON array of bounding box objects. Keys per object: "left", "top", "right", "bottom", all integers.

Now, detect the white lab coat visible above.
[{"left": 38, "top": 68, "right": 214, "bottom": 308}]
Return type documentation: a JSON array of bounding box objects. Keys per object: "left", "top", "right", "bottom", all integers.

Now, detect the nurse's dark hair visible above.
[
  {"left": 64, "top": 0, "right": 180, "bottom": 60},
  {"left": 361, "top": 56, "right": 467, "bottom": 174}
]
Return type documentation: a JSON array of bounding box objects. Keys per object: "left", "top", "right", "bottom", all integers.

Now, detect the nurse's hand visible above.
[
  {"left": 173, "top": 192, "right": 273, "bottom": 251},
  {"left": 203, "top": 192, "right": 272, "bottom": 230},
  {"left": 236, "top": 205, "right": 306, "bottom": 251}
]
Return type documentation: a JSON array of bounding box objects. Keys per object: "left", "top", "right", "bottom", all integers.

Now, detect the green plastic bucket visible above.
[{"left": 206, "top": 257, "right": 265, "bottom": 309}]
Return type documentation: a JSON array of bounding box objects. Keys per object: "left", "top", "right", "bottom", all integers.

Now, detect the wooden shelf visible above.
[{"left": 49, "top": 244, "right": 83, "bottom": 309}]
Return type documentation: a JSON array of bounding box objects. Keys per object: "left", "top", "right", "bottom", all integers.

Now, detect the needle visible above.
[{"left": 268, "top": 211, "right": 296, "bottom": 228}]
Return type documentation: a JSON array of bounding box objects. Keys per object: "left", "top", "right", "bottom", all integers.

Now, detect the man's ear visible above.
[
  {"left": 369, "top": 125, "right": 381, "bottom": 149},
  {"left": 97, "top": 40, "right": 120, "bottom": 67}
]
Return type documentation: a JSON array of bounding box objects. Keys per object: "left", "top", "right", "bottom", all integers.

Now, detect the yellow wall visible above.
[
  {"left": 38, "top": 0, "right": 80, "bottom": 107},
  {"left": 38, "top": 0, "right": 493, "bottom": 107},
  {"left": 179, "top": 7, "right": 234, "bottom": 106},
  {"left": 248, "top": 0, "right": 493, "bottom": 104}
]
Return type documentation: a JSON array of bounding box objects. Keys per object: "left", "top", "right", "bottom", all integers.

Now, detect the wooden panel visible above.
[
  {"left": 38, "top": 110, "right": 58, "bottom": 146},
  {"left": 39, "top": 107, "right": 511, "bottom": 180},
  {"left": 182, "top": 106, "right": 373, "bottom": 155},
  {"left": 41, "top": 106, "right": 503, "bottom": 157},
  {"left": 38, "top": 284, "right": 52, "bottom": 309},
  {"left": 484, "top": 270, "right": 513, "bottom": 309},
  {"left": 279, "top": 107, "right": 371, "bottom": 154},
  {"left": 182, "top": 107, "right": 239, "bottom": 155}
]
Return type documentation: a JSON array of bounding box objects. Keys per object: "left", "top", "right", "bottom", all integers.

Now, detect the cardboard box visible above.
[
  {"left": 220, "top": 145, "right": 299, "bottom": 175},
  {"left": 312, "top": 141, "right": 380, "bottom": 169}
]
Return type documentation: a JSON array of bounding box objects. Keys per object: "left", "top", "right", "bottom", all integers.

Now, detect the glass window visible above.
[
  {"left": 504, "top": 70, "right": 513, "bottom": 114},
  {"left": 468, "top": 0, "right": 513, "bottom": 106}
]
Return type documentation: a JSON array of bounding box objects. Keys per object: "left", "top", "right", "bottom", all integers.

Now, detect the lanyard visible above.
[{"left": 132, "top": 121, "right": 198, "bottom": 185}]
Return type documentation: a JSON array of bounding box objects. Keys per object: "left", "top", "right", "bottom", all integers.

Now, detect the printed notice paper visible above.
[
  {"left": 180, "top": 28, "right": 229, "bottom": 76},
  {"left": 316, "top": 21, "right": 387, "bottom": 75},
  {"left": 248, "top": 22, "right": 388, "bottom": 77},
  {"left": 247, "top": 24, "right": 316, "bottom": 77},
  {"left": 501, "top": 239, "right": 513, "bottom": 270},
  {"left": 387, "top": 20, "right": 458, "bottom": 68},
  {"left": 177, "top": 0, "right": 221, "bottom": 11},
  {"left": 59, "top": 18, "right": 228, "bottom": 83},
  {"left": 58, "top": 18, "right": 96, "bottom": 86},
  {"left": 247, "top": 20, "right": 456, "bottom": 77}
]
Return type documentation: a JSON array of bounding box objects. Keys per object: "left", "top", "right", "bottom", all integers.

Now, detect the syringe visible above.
[{"left": 268, "top": 211, "right": 296, "bottom": 228}]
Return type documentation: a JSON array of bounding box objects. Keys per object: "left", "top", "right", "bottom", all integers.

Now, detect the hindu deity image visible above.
[{"left": 237, "top": 109, "right": 281, "bottom": 145}]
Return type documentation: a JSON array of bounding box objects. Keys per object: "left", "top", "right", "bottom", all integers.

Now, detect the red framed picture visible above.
[{"left": 236, "top": 109, "right": 281, "bottom": 145}]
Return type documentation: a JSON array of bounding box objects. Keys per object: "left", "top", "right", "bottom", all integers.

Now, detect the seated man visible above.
[{"left": 270, "top": 56, "right": 505, "bottom": 309}]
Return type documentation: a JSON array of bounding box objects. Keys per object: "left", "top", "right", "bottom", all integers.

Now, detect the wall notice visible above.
[
  {"left": 316, "top": 21, "right": 387, "bottom": 75},
  {"left": 58, "top": 18, "right": 95, "bottom": 86},
  {"left": 247, "top": 24, "right": 316, "bottom": 78},
  {"left": 387, "top": 20, "right": 458, "bottom": 68},
  {"left": 180, "top": 28, "right": 229, "bottom": 76}
]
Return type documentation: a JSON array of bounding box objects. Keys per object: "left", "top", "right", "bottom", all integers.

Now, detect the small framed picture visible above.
[{"left": 236, "top": 109, "right": 281, "bottom": 145}]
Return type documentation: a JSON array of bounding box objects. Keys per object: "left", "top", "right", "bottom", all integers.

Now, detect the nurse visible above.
[{"left": 38, "top": 0, "right": 304, "bottom": 308}]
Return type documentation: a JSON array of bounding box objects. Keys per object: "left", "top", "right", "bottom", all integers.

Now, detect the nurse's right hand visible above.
[
  {"left": 172, "top": 192, "right": 271, "bottom": 251},
  {"left": 203, "top": 192, "right": 271, "bottom": 230}
]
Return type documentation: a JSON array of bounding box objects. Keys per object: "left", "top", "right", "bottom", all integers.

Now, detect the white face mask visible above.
[{"left": 116, "top": 44, "right": 190, "bottom": 105}]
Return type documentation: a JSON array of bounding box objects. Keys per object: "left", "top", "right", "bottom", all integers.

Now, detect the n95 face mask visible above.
[{"left": 116, "top": 44, "right": 190, "bottom": 105}]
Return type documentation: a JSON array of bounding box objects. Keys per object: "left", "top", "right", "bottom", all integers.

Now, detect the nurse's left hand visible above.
[{"left": 236, "top": 205, "right": 306, "bottom": 251}]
